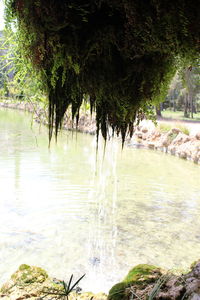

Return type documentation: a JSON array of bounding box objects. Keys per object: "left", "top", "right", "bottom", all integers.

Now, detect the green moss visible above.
[
  {"left": 5, "top": 1, "right": 200, "bottom": 143},
  {"left": 190, "top": 260, "right": 200, "bottom": 269},
  {"left": 0, "top": 285, "right": 9, "bottom": 294},
  {"left": 11, "top": 264, "right": 48, "bottom": 285},
  {"left": 124, "top": 264, "right": 161, "bottom": 282},
  {"left": 108, "top": 282, "right": 129, "bottom": 300},
  {"left": 19, "top": 264, "right": 31, "bottom": 271},
  {"left": 108, "top": 264, "right": 162, "bottom": 300}
]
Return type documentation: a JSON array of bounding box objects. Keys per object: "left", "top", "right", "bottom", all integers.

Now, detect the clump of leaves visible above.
[{"left": 41, "top": 274, "right": 85, "bottom": 299}]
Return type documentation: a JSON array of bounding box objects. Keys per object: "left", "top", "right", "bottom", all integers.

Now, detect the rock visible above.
[
  {"left": 168, "top": 145, "right": 177, "bottom": 155},
  {"left": 151, "top": 131, "right": 161, "bottom": 140},
  {"left": 190, "top": 293, "right": 200, "bottom": 300},
  {"left": 0, "top": 265, "right": 107, "bottom": 300},
  {"left": 141, "top": 127, "right": 148, "bottom": 133},
  {"left": 108, "top": 282, "right": 129, "bottom": 300},
  {"left": 155, "top": 130, "right": 179, "bottom": 148},
  {"left": 124, "top": 264, "right": 162, "bottom": 282},
  {"left": 155, "top": 137, "right": 167, "bottom": 148},
  {"left": 196, "top": 132, "right": 200, "bottom": 140},
  {"left": 109, "top": 261, "right": 200, "bottom": 300},
  {"left": 171, "top": 132, "right": 191, "bottom": 146},
  {"left": 142, "top": 133, "right": 147, "bottom": 140},
  {"left": 178, "top": 151, "right": 188, "bottom": 159},
  {"left": 135, "top": 132, "right": 143, "bottom": 139},
  {"left": 191, "top": 152, "right": 200, "bottom": 164},
  {"left": 108, "top": 264, "right": 162, "bottom": 300},
  {"left": 175, "top": 139, "right": 200, "bottom": 161},
  {"left": 158, "top": 284, "right": 186, "bottom": 299},
  {"left": 70, "top": 291, "right": 107, "bottom": 299},
  {"left": 170, "top": 128, "right": 181, "bottom": 134},
  {"left": 148, "top": 142, "right": 155, "bottom": 149}
]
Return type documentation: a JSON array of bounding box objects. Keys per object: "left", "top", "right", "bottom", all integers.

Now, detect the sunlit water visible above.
[{"left": 0, "top": 108, "right": 200, "bottom": 292}]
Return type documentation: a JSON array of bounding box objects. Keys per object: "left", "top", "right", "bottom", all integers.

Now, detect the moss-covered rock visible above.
[
  {"left": 109, "top": 261, "right": 200, "bottom": 300},
  {"left": 108, "top": 282, "right": 130, "bottom": 300},
  {"left": 108, "top": 264, "right": 162, "bottom": 300},
  {"left": 0, "top": 264, "right": 51, "bottom": 299},
  {"left": 0, "top": 264, "right": 107, "bottom": 300},
  {"left": 124, "top": 264, "right": 162, "bottom": 283},
  {"left": 11, "top": 264, "right": 48, "bottom": 284}
]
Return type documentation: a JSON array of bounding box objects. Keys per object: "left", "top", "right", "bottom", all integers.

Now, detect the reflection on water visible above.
[{"left": 0, "top": 108, "right": 200, "bottom": 292}]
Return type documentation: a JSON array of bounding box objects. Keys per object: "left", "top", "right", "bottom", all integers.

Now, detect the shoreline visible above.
[
  {"left": 126, "top": 120, "right": 200, "bottom": 164},
  {"left": 1, "top": 261, "right": 200, "bottom": 299},
  {"left": 0, "top": 100, "right": 97, "bottom": 135},
  {"left": 0, "top": 100, "right": 200, "bottom": 164}
]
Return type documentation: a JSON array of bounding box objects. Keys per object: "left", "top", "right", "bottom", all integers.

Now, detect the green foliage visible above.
[
  {"left": 176, "top": 125, "right": 190, "bottom": 135},
  {"left": 158, "top": 123, "right": 174, "bottom": 133},
  {"left": 158, "top": 123, "right": 190, "bottom": 135},
  {"left": 0, "top": 28, "right": 48, "bottom": 103},
  {"left": 161, "top": 110, "right": 200, "bottom": 121},
  {"left": 4, "top": 0, "right": 200, "bottom": 142},
  {"left": 163, "top": 59, "right": 200, "bottom": 115},
  {"left": 148, "top": 275, "right": 170, "bottom": 300},
  {"left": 42, "top": 274, "right": 85, "bottom": 299}
]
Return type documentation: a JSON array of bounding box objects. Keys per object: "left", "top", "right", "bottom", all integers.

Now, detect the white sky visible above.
[{"left": 0, "top": 0, "right": 5, "bottom": 30}]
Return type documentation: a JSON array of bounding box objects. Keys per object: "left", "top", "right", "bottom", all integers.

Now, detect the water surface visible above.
[{"left": 0, "top": 108, "right": 200, "bottom": 292}]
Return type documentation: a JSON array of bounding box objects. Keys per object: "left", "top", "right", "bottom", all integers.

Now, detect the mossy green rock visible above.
[
  {"left": 124, "top": 264, "right": 162, "bottom": 283},
  {"left": 11, "top": 264, "right": 48, "bottom": 284},
  {"left": 108, "top": 264, "right": 162, "bottom": 300},
  {"left": 108, "top": 282, "right": 130, "bottom": 300},
  {"left": 0, "top": 264, "right": 53, "bottom": 298},
  {"left": 0, "top": 264, "right": 107, "bottom": 299}
]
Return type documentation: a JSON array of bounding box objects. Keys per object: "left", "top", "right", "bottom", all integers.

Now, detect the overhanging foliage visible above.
[{"left": 5, "top": 0, "right": 200, "bottom": 142}]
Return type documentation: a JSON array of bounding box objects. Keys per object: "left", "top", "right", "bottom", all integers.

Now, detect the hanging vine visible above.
[{"left": 4, "top": 0, "right": 200, "bottom": 142}]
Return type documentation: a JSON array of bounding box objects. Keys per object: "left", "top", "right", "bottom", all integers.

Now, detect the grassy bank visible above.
[{"left": 161, "top": 110, "right": 200, "bottom": 121}]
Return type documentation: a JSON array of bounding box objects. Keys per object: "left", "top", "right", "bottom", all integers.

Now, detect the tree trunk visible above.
[
  {"left": 189, "top": 92, "right": 193, "bottom": 118},
  {"left": 173, "top": 97, "right": 176, "bottom": 111},
  {"left": 193, "top": 103, "right": 197, "bottom": 114},
  {"left": 184, "top": 93, "right": 189, "bottom": 118},
  {"left": 156, "top": 104, "right": 162, "bottom": 117}
]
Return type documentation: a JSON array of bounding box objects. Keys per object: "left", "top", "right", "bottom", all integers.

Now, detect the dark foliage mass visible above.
[{"left": 6, "top": 0, "right": 200, "bottom": 142}]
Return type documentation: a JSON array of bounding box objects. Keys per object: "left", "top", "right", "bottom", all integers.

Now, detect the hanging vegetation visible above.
[{"left": 4, "top": 0, "right": 200, "bottom": 142}]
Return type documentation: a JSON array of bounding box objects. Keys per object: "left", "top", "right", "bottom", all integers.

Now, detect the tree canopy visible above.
[{"left": 4, "top": 0, "right": 200, "bottom": 142}]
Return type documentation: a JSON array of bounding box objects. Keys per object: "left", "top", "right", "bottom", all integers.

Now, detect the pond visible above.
[{"left": 0, "top": 107, "right": 200, "bottom": 292}]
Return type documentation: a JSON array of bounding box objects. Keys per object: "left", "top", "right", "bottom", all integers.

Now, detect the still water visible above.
[{"left": 0, "top": 108, "right": 200, "bottom": 292}]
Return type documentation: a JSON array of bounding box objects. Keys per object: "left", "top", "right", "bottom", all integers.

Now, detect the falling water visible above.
[{"left": 0, "top": 107, "right": 200, "bottom": 292}]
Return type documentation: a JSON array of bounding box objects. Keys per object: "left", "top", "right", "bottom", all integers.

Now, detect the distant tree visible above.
[
  {"left": 0, "top": 28, "right": 47, "bottom": 102},
  {"left": 162, "top": 60, "right": 200, "bottom": 117},
  {"left": 181, "top": 63, "right": 200, "bottom": 118}
]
